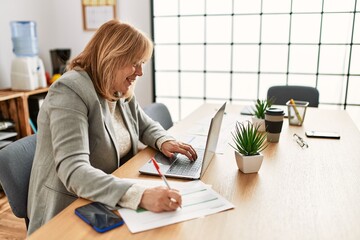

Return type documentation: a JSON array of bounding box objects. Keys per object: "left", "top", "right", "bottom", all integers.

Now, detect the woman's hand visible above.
[
  {"left": 139, "top": 186, "right": 182, "bottom": 212},
  {"left": 161, "top": 140, "right": 198, "bottom": 161}
]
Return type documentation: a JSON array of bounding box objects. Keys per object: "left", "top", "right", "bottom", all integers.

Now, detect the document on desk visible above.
[{"left": 118, "top": 179, "right": 234, "bottom": 233}]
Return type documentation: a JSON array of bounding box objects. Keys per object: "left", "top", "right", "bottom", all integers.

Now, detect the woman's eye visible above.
[{"left": 133, "top": 62, "right": 144, "bottom": 68}]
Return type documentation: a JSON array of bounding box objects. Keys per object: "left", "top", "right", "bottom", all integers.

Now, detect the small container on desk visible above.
[{"left": 286, "top": 100, "right": 309, "bottom": 126}]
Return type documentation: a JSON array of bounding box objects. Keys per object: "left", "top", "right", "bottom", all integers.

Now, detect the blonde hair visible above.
[{"left": 67, "top": 19, "right": 153, "bottom": 101}]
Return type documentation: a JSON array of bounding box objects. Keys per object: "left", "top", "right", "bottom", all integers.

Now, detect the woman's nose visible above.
[{"left": 135, "top": 64, "right": 143, "bottom": 76}]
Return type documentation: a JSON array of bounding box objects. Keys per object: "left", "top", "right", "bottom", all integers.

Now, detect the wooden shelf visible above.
[
  {"left": 0, "top": 91, "right": 23, "bottom": 101},
  {"left": 0, "top": 87, "right": 49, "bottom": 138}
]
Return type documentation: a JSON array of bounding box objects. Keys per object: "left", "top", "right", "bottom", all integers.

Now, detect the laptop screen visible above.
[{"left": 199, "top": 102, "right": 226, "bottom": 178}]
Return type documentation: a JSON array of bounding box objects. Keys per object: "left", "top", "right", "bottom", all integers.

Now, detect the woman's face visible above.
[{"left": 113, "top": 62, "right": 143, "bottom": 96}]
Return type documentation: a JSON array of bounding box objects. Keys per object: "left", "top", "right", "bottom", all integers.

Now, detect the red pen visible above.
[{"left": 151, "top": 157, "right": 182, "bottom": 209}]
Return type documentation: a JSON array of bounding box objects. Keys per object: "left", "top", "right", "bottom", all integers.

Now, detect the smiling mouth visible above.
[{"left": 126, "top": 77, "right": 135, "bottom": 84}]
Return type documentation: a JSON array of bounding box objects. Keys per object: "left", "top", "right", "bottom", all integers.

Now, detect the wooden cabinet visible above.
[{"left": 0, "top": 87, "right": 49, "bottom": 138}]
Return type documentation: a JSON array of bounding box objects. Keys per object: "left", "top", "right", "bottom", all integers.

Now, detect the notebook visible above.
[
  {"left": 241, "top": 104, "right": 288, "bottom": 118},
  {"left": 139, "top": 102, "right": 226, "bottom": 180}
]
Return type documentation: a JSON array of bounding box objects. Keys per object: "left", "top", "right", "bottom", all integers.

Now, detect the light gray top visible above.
[{"left": 27, "top": 70, "right": 169, "bottom": 235}]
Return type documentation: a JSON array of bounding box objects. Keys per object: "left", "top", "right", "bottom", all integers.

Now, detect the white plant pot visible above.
[
  {"left": 251, "top": 117, "right": 265, "bottom": 132},
  {"left": 235, "top": 151, "right": 264, "bottom": 174}
]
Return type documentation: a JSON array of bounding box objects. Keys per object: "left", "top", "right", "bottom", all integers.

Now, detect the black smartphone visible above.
[
  {"left": 75, "top": 202, "right": 124, "bottom": 233},
  {"left": 305, "top": 130, "right": 340, "bottom": 139}
]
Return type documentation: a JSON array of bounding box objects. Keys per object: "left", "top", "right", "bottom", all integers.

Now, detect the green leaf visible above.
[
  {"left": 253, "top": 99, "right": 271, "bottom": 119},
  {"left": 229, "top": 120, "right": 268, "bottom": 156}
]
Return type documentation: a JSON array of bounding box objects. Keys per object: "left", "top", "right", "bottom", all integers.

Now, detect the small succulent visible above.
[
  {"left": 229, "top": 121, "right": 268, "bottom": 156},
  {"left": 253, "top": 98, "right": 274, "bottom": 119}
]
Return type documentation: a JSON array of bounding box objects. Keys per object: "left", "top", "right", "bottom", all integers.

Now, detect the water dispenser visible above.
[{"left": 10, "top": 21, "right": 47, "bottom": 90}]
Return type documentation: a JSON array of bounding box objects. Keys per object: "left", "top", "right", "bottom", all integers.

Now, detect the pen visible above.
[
  {"left": 290, "top": 99, "right": 303, "bottom": 123},
  {"left": 151, "top": 157, "right": 182, "bottom": 209}
]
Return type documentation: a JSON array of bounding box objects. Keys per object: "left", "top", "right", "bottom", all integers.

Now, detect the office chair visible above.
[
  {"left": 267, "top": 85, "right": 319, "bottom": 107},
  {"left": 143, "top": 103, "right": 173, "bottom": 130},
  {"left": 0, "top": 134, "right": 37, "bottom": 229}
]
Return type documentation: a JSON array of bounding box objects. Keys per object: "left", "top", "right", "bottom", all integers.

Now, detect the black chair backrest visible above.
[
  {"left": 0, "top": 134, "right": 37, "bottom": 228},
  {"left": 267, "top": 85, "right": 319, "bottom": 107},
  {"left": 143, "top": 103, "right": 173, "bottom": 130}
]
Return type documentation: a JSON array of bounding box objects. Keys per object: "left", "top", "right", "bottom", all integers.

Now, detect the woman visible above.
[{"left": 27, "top": 19, "right": 197, "bottom": 235}]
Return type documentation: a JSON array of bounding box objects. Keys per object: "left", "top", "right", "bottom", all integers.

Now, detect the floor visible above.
[{"left": 0, "top": 191, "right": 27, "bottom": 240}]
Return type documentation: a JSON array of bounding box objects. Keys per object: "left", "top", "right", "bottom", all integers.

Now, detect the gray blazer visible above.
[{"left": 27, "top": 70, "right": 168, "bottom": 235}]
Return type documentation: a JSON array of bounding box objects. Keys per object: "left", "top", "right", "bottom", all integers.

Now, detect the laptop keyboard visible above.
[{"left": 166, "top": 149, "right": 205, "bottom": 176}]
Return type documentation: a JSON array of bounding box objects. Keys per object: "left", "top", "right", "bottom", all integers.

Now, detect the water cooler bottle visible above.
[{"left": 10, "top": 21, "right": 47, "bottom": 90}]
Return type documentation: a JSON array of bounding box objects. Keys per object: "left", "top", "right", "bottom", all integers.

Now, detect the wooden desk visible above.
[
  {"left": 0, "top": 88, "right": 48, "bottom": 138},
  {"left": 27, "top": 103, "right": 360, "bottom": 240}
]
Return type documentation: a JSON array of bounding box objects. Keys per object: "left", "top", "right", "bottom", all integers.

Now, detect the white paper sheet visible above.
[{"left": 118, "top": 179, "right": 234, "bottom": 233}]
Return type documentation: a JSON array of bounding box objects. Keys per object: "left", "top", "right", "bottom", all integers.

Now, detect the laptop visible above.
[{"left": 139, "top": 102, "right": 227, "bottom": 180}]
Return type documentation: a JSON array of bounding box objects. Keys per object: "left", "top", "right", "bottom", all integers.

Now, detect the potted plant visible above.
[
  {"left": 230, "top": 121, "right": 268, "bottom": 173},
  {"left": 252, "top": 98, "right": 273, "bottom": 132}
]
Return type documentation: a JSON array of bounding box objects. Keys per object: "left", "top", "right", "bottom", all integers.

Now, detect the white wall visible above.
[{"left": 0, "top": 0, "right": 153, "bottom": 106}]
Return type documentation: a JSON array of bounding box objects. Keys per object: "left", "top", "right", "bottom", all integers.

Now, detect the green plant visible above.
[
  {"left": 253, "top": 98, "right": 274, "bottom": 119},
  {"left": 230, "top": 121, "right": 268, "bottom": 156}
]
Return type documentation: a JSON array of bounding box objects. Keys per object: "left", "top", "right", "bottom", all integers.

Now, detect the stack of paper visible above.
[{"left": 118, "top": 179, "right": 234, "bottom": 233}]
